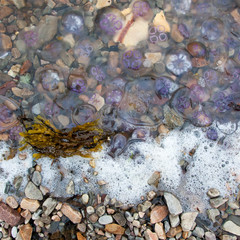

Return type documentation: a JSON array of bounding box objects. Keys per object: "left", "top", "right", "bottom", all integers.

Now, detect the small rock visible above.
[
  {"left": 105, "top": 223, "right": 125, "bottom": 235},
  {"left": 20, "top": 198, "right": 40, "bottom": 212},
  {"left": 57, "top": 115, "right": 70, "bottom": 127},
  {"left": 207, "top": 188, "right": 220, "bottom": 198},
  {"left": 222, "top": 220, "right": 240, "bottom": 236},
  {"left": 164, "top": 192, "right": 183, "bottom": 216},
  {"left": 86, "top": 206, "right": 95, "bottom": 215},
  {"left": 205, "top": 232, "right": 216, "bottom": 240},
  {"left": 166, "top": 226, "right": 182, "bottom": 238},
  {"left": 228, "top": 201, "right": 239, "bottom": 209},
  {"left": 169, "top": 214, "right": 180, "bottom": 227},
  {"left": 88, "top": 93, "right": 105, "bottom": 111},
  {"left": 147, "top": 191, "right": 157, "bottom": 201},
  {"left": 12, "top": 0, "right": 26, "bottom": 9},
  {"left": 155, "top": 222, "right": 166, "bottom": 239},
  {"left": 125, "top": 211, "right": 134, "bottom": 222},
  {"left": 6, "top": 196, "right": 18, "bottom": 209},
  {"left": 61, "top": 203, "right": 82, "bottom": 224},
  {"left": 150, "top": 205, "right": 169, "bottom": 224},
  {"left": 138, "top": 200, "right": 152, "bottom": 212},
  {"left": 145, "top": 52, "right": 162, "bottom": 65},
  {"left": 0, "top": 202, "right": 22, "bottom": 226},
  {"left": 220, "top": 235, "right": 237, "bottom": 240},
  {"left": 0, "top": 6, "right": 13, "bottom": 20},
  {"left": 1, "top": 33, "right": 12, "bottom": 50},
  {"left": 81, "top": 194, "right": 89, "bottom": 205},
  {"left": 193, "top": 226, "right": 204, "bottom": 238},
  {"left": 31, "top": 171, "right": 42, "bottom": 186},
  {"left": 11, "top": 226, "right": 18, "bottom": 238},
  {"left": 96, "top": 206, "right": 106, "bottom": 217},
  {"left": 145, "top": 229, "right": 158, "bottom": 240},
  {"left": 171, "top": 24, "right": 184, "bottom": 42},
  {"left": 210, "top": 197, "right": 228, "bottom": 208},
  {"left": 163, "top": 105, "right": 184, "bottom": 129},
  {"left": 12, "top": 87, "right": 34, "bottom": 98},
  {"left": 99, "top": 215, "right": 113, "bottom": 225},
  {"left": 66, "top": 180, "right": 75, "bottom": 195},
  {"left": 8, "top": 64, "right": 21, "bottom": 78},
  {"left": 19, "top": 223, "right": 33, "bottom": 240},
  {"left": 77, "top": 232, "right": 86, "bottom": 240},
  {"left": 207, "top": 209, "right": 220, "bottom": 223},
  {"left": 42, "top": 198, "right": 57, "bottom": 216},
  {"left": 113, "top": 212, "right": 126, "bottom": 226},
  {"left": 147, "top": 171, "right": 161, "bottom": 187},
  {"left": 96, "top": 0, "right": 112, "bottom": 9},
  {"left": 153, "top": 11, "right": 170, "bottom": 32},
  {"left": 77, "top": 223, "right": 86, "bottom": 233},
  {"left": 181, "top": 212, "right": 198, "bottom": 231},
  {"left": 89, "top": 213, "right": 99, "bottom": 223},
  {"left": 24, "top": 181, "right": 43, "bottom": 200}
]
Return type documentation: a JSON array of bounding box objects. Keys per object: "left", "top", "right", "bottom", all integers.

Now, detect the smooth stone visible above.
[
  {"left": 31, "top": 171, "right": 42, "bottom": 186},
  {"left": 207, "top": 209, "right": 220, "bottom": 223},
  {"left": 96, "top": 206, "right": 106, "bottom": 217},
  {"left": 113, "top": 212, "right": 126, "bottom": 226},
  {"left": 6, "top": 196, "right": 18, "bottom": 209},
  {"left": 138, "top": 201, "right": 152, "bottom": 212},
  {"left": 210, "top": 197, "right": 228, "bottom": 208},
  {"left": 125, "top": 211, "right": 134, "bottom": 222},
  {"left": 12, "top": 0, "right": 26, "bottom": 9},
  {"left": 11, "top": 226, "right": 18, "bottom": 238},
  {"left": 61, "top": 203, "right": 82, "bottom": 224},
  {"left": 155, "top": 222, "right": 166, "bottom": 239},
  {"left": 86, "top": 206, "right": 95, "bottom": 215},
  {"left": 98, "top": 215, "right": 113, "bottom": 225},
  {"left": 227, "top": 215, "right": 240, "bottom": 227},
  {"left": 147, "top": 171, "right": 161, "bottom": 187},
  {"left": 164, "top": 220, "right": 171, "bottom": 233},
  {"left": 150, "top": 205, "right": 168, "bottom": 224},
  {"left": 164, "top": 192, "right": 183, "bottom": 216},
  {"left": 24, "top": 182, "right": 43, "bottom": 200},
  {"left": 220, "top": 235, "right": 237, "bottom": 240},
  {"left": 105, "top": 224, "right": 125, "bottom": 235},
  {"left": 20, "top": 198, "right": 40, "bottom": 212},
  {"left": 42, "top": 198, "right": 57, "bottom": 216},
  {"left": 207, "top": 188, "right": 220, "bottom": 198},
  {"left": 66, "top": 180, "right": 75, "bottom": 195},
  {"left": 19, "top": 223, "right": 33, "bottom": 240},
  {"left": 0, "top": 202, "right": 22, "bottom": 226},
  {"left": 144, "top": 229, "right": 158, "bottom": 240},
  {"left": 89, "top": 213, "right": 99, "bottom": 223},
  {"left": 222, "top": 221, "right": 240, "bottom": 236},
  {"left": 205, "top": 232, "right": 216, "bottom": 240},
  {"left": 193, "top": 226, "right": 205, "bottom": 238},
  {"left": 169, "top": 214, "right": 180, "bottom": 227},
  {"left": 81, "top": 194, "right": 89, "bottom": 205},
  {"left": 181, "top": 212, "right": 198, "bottom": 231}
]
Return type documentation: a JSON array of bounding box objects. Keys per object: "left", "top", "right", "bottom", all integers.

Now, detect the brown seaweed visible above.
[{"left": 19, "top": 116, "right": 113, "bottom": 160}]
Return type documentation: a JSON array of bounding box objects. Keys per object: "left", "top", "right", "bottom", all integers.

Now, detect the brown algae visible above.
[{"left": 19, "top": 116, "right": 112, "bottom": 159}]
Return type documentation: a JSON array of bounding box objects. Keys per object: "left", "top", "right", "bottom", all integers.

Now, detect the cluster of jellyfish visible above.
[{"left": 0, "top": 0, "right": 240, "bottom": 156}]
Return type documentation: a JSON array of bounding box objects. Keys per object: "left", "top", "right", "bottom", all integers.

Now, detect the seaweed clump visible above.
[{"left": 19, "top": 116, "right": 112, "bottom": 159}]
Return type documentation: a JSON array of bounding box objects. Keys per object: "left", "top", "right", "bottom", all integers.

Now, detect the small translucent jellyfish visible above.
[
  {"left": 203, "top": 68, "right": 219, "bottom": 88},
  {"left": 187, "top": 42, "right": 207, "bottom": 58},
  {"left": 0, "top": 104, "right": 14, "bottom": 124},
  {"left": 90, "top": 66, "right": 106, "bottom": 82},
  {"left": 9, "top": 124, "right": 23, "bottom": 142},
  {"left": 213, "top": 0, "right": 236, "bottom": 10},
  {"left": 108, "top": 133, "right": 127, "bottom": 157},
  {"left": 71, "top": 104, "right": 97, "bottom": 125},
  {"left": 201, "top": 18, "right": 223, "bottom": 41},
  {"left": 131, "top": 128, "right": 150, "bottom": 140},
  {"left": 122, "top": 49, "right": 143, "bottom": 71},
  {"left": 132, "top": 0, "right": 151, "bottom": 18},
  {"left": 39, "top": 69, "right": 61, "bottom": 91},
  {"left": 177, "top": 23, "right": 190, "bottom": 39},
  {"left": 43, "top": 102, "right": 61, "bottom": 117},
  {"left": 74, "top": 41, "right": 93, "bottom": 57},
  {"left": 61, "top": 12, "right": 84, "bottom": 35},
  {"left": 171, "top": 0, "right": 192, "bottom": 14},
  {"left": 148, "top": 25, "right": 168, "bottom": 44},
  {"left": 212, "top": 92, "right": 233, "bottom": 113},
  {"left": 67, "top": 75, "right": 87, "bottom": 93},
  {"left": 39, "top": 41, "right": 63, "bottom": 62},
  {"left": 155, "top": 76, "right": 178, "bottom": 99},
  {"left": 105, "top": 89, "right": 123, "bottom": 105},
  {"left": 191, "top": 110, "right": 212, "bottom": 127},
  {"left": 22, "top": 29, "right": 38, "bottom": 47},
  {"left": 206, "top": 128, "right": 218, "bottom": 141},
  {"left": 99, "top": 11, "right": 123, "bottom": 35},
  {"left": 166, "top": 50, "right": 192, "bottom": 76},
  {"left": 189, "top": 84, "right": 210, "bottom": 103}
]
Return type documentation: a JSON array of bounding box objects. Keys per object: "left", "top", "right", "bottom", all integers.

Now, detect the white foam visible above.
[{"left": 0, "top": 123, "right": 240, "bottom": 212}]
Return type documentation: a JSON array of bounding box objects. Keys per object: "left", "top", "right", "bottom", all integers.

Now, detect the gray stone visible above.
[
  {"left": 66, "top": 180, "right": 75, "bottom": 195},
  {"left": 138, "top": 201, "right": 152, "bottom": 212},
  {"left": 207, "top": 188, "right": 220, "bottom": 198},
  {"left": 227, "top": 215, "right": 240, "bottom": 227},
  {"left": 181, "top": 212, "right": 198, "bottom": 231},
  {"left": 205, "top": 232, "right": 216, "bottom": 240},
  {"left": 193, "top": 226, "right": 204, "bottom": 238},
  {"left": 207, "top": 209, "right": 220, "bottom": 223},
  {"left": 32, "top": 171, "right": 42, "bottom": 186},
  {"left": 11, "top": 226, "right": 18, "bottom": 238},
  {"left": 98, "top": 215, "right": 113, "bottom": 225},
  {"left": 25, "top": 181, "right": 43, "bottom": 200},
  {"left": 96, "top": 206, "right": 105, "bottom": 217},
  {"left": 220, "top": 235, "right": 237, "bottom": 240},
  {"left": 42, "top": 198, "right": 57, "bottom": 216},
  {"left": 164, "top": 192, "right": 182, "bottom": 216},
  {"left": 86, "top": 206, "right": 95, "bottom": 215},
  {"left": 164, "top": 220, "right": 170, "bottom": 233},
  {"left": 12, "top": 0, "right": 26, "bottom": 9},
  {"left": 222, "top": 220, "right": 240, "bottom": 236},
  {"left": 169, "top": 214, "right": 180, "bottom": 227},
  {"left": 125, "top": 211, "right": 134, "bottom": 222},
  {"left": 147, "top": 171, "right": 161, "bottom": 187},
  {"left": 13, "top": 176, "right": 23, "bottom": 190},
  {"left": 113, "top": 212, "right": 126, "bottom": 226},
  {"left": 210, "top": 197, "right": 228, "bottom": 208}
]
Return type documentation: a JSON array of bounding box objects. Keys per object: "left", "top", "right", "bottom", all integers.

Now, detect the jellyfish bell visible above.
[{"left": 201, "top": 18, "right": 224, "bottom": 41}]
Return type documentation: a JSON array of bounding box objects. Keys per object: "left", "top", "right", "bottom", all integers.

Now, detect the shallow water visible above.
[{"left": 0, "top": 0, "right": 240, "bottom": 219}]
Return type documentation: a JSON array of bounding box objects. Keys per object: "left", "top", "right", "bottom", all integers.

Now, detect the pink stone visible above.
[
  {"left": 0, "top": 202, "right": 22, "bottom": 226},
  {"left": 150, "top": 205, "right": 169, "bottom": 224}
]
